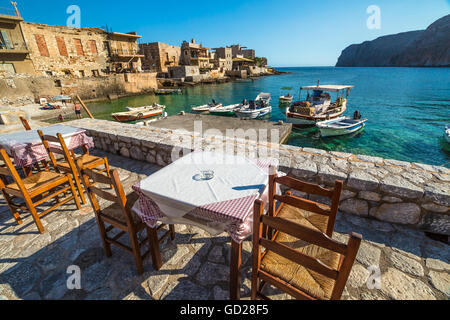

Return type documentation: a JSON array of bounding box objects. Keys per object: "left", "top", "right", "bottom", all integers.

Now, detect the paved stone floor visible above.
[{"left": 0, "top": 151, "right": 448, "bottom": 300}]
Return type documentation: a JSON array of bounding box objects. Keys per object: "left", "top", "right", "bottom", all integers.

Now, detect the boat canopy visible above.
[
  {"left": 256, "top": 93, "right": 272, "bottom": 99},
  {"left": 300, "top": 85, "right": 354, "bottom": 92}
]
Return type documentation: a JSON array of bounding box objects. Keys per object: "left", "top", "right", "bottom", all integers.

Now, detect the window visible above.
[
  {"left": 74, "top": 39, "right": 84, "bottom": 56},
  {"left": 55, "top": 36, "right": 68, "bottom": 57},
  {"left": 0, "top": 63, "right": 15, "bottom": 73},
  {"left": 89, "top": 40, "right": 97, "bottom": 55},
  {"left": 34, "top": 34, "right": 49, "bottom": 57},
  {"left": 0, "top": 30, "right": 12, "bottom": 49}
]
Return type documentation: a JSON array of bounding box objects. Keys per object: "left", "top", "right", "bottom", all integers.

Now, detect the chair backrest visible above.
[
  {"left": 37, "top": 130, "right": 76, "bottom": 172},
  {"left": 253, "top": 199, "right": 362, "bottom": 300},
  {"left": 0, "top": 149, "right": 31, "bottom": 198},
  {"left": 78, "top": 162, "right": 135, "bottom": 227},
  {"left": 19, "top": 117, "right": 32, "bottom": 131},
  {"left": 268, "top": 167, "right": 343, "bottom": 237}
]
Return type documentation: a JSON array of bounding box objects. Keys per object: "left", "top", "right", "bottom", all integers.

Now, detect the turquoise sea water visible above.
[{"left": 80, "top": 67, "right": 450, "bottom": 166}]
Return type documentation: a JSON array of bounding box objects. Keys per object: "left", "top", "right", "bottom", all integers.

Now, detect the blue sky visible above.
[{"left": 5, "top": 0, "right": 450, "bottom": 66}]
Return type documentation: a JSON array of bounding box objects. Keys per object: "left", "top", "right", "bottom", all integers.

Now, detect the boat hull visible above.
[
  {"left": 235, "top": 106, "right": 272, "bottom": 119},
  {"left": 319, "top": 122, "right": 366, "bottom": 137},
  {"left": 286, "top": 105, "right": 347, "bottom": 127},
  {"left": 112, "top": 109, "right": 164, "bottom": 123}
]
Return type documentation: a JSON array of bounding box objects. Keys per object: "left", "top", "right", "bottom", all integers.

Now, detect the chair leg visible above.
[
  {"left": 95, "top": 215, "right": 112, "bottom": 257},
  {"left": 170, "top": 224, "right": 176, "bottom": 240},
  {"left": 147, "top": 226, "right": 163, "bottom": 271},
  {"left": 72, "top": 173, "right": 86, "bottom": 205},
  {"left": 2, "top": 192, "right": 22, "bottom": 225},
  {"left": 129, "top": 227, "right": 144, "bottom": 275},
  {"left": 67, "top": 177, "right": 82, "bottom": 210},
  {"left": 24, "top": 198, "right": 45, "bottom": 234}
]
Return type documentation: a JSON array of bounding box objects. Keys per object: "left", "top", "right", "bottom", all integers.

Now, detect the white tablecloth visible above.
[{"left": 133, "top": 151, "right": 279, "bottom": 243}]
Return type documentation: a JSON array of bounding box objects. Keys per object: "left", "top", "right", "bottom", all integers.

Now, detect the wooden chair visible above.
[
  {"left": 37, "top": 130, "right": 111, "bottom": 205},
  {"left": 251, "top": 199, "right": 362, "bottom": 300},
  {"left": 78, "top": 163, "right": 175, "bottom": 275},
  {"left": 19, "top": 116, "right": 32, "bottom": 131},
  {"left": 267, "top": 169, "right": 344, "bottom": 239},
  {"left": 0, "top": 148, "right": 81, "bottom": 234}
]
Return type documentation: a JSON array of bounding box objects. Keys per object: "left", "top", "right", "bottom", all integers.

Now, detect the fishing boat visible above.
[
  {"left": 235, "top": 93, "right": 272, "bottom": 119},
  {"left": 155, "top": 89, "right": 182, "bottom": 95},
  {"left": 316, "top": 116, "right": 368, "bottom": 137},
  {"left": 445, "top": 125, "right": 450, "bottom": 144},
  {"left": 191, "top": 101, "right": 223, "bottom": 113},
  {"left": 112, "top": 105, "right": 166, "bottom": 122},
  {"left": 209, "top": 104, "right": 241, "bottom": 116},
  {"left": 286, "top": 83, "right": 354, "bottom": 127},
  {"left": 279, "top": 94, "right": 294, "bottom": 103},
  {"left": 279, "top": 87, "right": 294, "bottom": 103}
]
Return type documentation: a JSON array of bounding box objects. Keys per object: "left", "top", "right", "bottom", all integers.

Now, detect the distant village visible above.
[{"left": 0, "top": 3, "right": 274, "bottom": 105}]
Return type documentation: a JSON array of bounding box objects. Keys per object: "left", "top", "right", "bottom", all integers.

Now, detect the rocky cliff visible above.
[{"left": 336, "top": 15, "right": 450, "bottom": 67}]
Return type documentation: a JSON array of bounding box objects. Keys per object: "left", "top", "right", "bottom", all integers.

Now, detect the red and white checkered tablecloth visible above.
[
  {"left": 0, "top": 126, "right": 94, "bottom": 167},
  {"left": 132, "top": 151, "right": 279, "bottom": 244}
]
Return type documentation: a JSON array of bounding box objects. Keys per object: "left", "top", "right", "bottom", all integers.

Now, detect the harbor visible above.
[{"left": 49, "top": 67, "right": 450, "bottom": 167}]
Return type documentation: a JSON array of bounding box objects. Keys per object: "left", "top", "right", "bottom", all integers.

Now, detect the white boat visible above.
[
  {"left": 191, "top": 102, "right": 222, "bottom": 113},
  {"left": 317, "top": 116, "right": 368, "bottom": 137},
  {"left": 235, "top": 105, "right": 272, "bottom": 119},
  {"left": 445, "top": 125, "right": 450, "bottom": 144},
  {"left": 286, "top": 83, "right": 353, "bottom": 127},
  {"left": 235, "top": 93, "right": 272, "bottom": 119},
  {"left": 209, "top": 104, "right": 241, "bottom": 116},
  {"left": 255, "top": 93, "right": 272, "bottom": 106}
]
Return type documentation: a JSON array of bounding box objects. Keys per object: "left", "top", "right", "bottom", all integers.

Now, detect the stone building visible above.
[
  {"left": 108, "top": 32, "right": 143, "bottom": 73},
  {"left": 21, "top": 22, "right": 110, "bottom": 77},
  {"left": 0, "top": 10, "right": 34, "bottom": 74},
  {"left": 20, "top": 22, "right": 143, "bottom": 77},
  {"left": 211, "top": 47, "right": 232, "bottom": 71},
  {"left": 229, "top": 44, "right": 255, "bottom": 59},
  {"left": 180, "top": 39, "right": 210, "bottom": 70},
  {"left": 168, "top": 65, "right": 199, "bottom": 79},
  {"left": 140, "top": 42, "right": 181, "bottom": 74}
]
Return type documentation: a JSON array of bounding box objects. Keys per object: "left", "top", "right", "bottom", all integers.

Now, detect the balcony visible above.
[
  {"left": 110, "top": 48, "right": 144, "bottom": 59},
  {"left": 0, "top": 42, "right": 29, "bottom": 54}
]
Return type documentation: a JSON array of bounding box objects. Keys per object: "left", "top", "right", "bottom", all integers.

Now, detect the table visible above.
[
  {"left": 0, "top": 124, "right": 94, "bottom": 168},
  {"left": 132, "top": 150, "right": 278, "bottom": 300}
]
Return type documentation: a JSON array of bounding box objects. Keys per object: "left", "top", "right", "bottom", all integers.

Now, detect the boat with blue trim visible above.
[{"left": 316, "top": 116, "right": 367, "bottom": 137}]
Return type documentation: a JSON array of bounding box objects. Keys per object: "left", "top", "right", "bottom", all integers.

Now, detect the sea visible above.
[{"left": 78, "top": 67, "right": 450, "bottom": 166}]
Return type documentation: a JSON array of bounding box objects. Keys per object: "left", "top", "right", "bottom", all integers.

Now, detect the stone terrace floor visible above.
[{"left": 0, "top": 150, "right": 448, "bottom": 300}]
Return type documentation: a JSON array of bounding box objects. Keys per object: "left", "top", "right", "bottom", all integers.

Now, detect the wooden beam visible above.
[{"left": 76, "top": 95, "right": 95, "bottom": 119}]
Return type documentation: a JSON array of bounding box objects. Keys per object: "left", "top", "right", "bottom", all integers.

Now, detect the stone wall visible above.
[
  {"left": 0, "top": 72, "right": 157, "bottom": 105},
  {"left": 67, "top": 118, "right": 450, "bottom": 236}
]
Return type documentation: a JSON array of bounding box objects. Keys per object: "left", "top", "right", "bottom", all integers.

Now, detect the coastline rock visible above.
[{"left": 336, "top": 15, "right": 450, "bottom": 67}]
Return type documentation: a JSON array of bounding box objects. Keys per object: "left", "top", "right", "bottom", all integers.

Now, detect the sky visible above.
[{"left": 3, "top": 0, "right": 449, "bottom": 67}]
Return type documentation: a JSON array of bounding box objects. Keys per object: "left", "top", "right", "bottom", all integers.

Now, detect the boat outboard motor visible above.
[
  {"left": 353, "top": 110, "right": 361, "bottom": 120},
  {"left": 212, "top": 99, "right": 216, "bottom": 106},
  {"left": 249, "top": 100, "right": 256, "bottom": 110}
]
